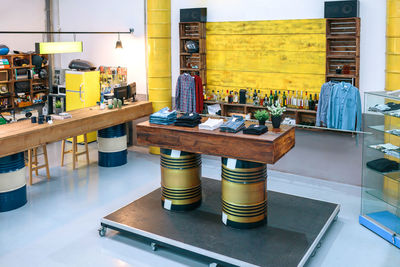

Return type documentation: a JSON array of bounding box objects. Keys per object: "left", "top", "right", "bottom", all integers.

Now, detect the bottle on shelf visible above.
[
  {"left": 217, "top": 90, "right": 221, "bottom": 102},
  {"left": 282, "top": 91, "right": 287, "bottom": 107},
  {"left": 304, "top": 91, "right": 309, "bottom": 110},
  {"left": 314, "top": 93, "right": 319, "bottom": 111},
  {"left": 228, "top": 91, "right": 233, "bottom": 104},
  {"left": 287, "top": 91, "right": 291, "bottom": 108},
  {"left": 224, "top": 90, "right": 228, "bottom": 103},
  {"left": 212, "top": 90, "right": 217, "bottom": 101},
  {"left": 233, "top": 91, "right": 239, "bottom": 103},
  {"left": 269, "top": 90, "right": 274, "bottom": 107},
  {"left": 299, "top": 91, "right": 304, "bottom": 109},
  {"left": 309, "top": 93, "right": 315, "bottom": 111},
  {"left": 274, "top": 90, "right": 278, "bottom": 105},
  {"left": 263, "top": 93, "right": 268, "bottom": 107},
  {"left": 253, "top": 89, "right": 258, "bottom": 105},
  {"left": 292, "top": 90, "right": 297, "bottom": 108}
]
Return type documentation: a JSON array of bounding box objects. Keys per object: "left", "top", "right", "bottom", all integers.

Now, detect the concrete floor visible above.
[{"left": 0, "top": 142, "right": 399, "bottom": 267}]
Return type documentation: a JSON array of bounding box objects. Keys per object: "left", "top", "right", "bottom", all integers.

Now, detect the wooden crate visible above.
[
  {"left": 327, "top": 18, "right": 360, "bottom": 37},
  {"left": 0, "top": 70, "right": 8, "bottom": 82}
]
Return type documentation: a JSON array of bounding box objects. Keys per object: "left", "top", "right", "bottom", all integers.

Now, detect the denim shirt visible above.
[
  {"left": 326, "top": 82, "right": 361, "bottom": 131},
  {"left": 316, "top": 82, "right": 334, "bottom": 127}
]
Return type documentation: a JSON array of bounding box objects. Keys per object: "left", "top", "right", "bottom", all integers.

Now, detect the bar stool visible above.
[
  {"left": 27, "top": 144, "right": 50, "bottom": 186},
  {"left": 61, "top": 134, "right": 90, "bottom": 169}
]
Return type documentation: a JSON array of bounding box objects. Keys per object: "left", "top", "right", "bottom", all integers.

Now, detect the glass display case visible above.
[{"left": 361, "top": 91, "right": 400, "bottom": 248}]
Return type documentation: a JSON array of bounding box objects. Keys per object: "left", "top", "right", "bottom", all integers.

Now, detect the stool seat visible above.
[
  {"left": 27, "top": 144, "right": 50, "bottom": 186},
  {"left": 61, "top": 134, "right": 90, "bottom": 169}
]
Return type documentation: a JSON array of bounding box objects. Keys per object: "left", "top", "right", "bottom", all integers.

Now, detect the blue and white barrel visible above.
[
  {"left": 98, "top": 124, "right": 127, "bottom": 167},
  {"left": 0, "top": 152, "right": 27, "bottom": 212}
]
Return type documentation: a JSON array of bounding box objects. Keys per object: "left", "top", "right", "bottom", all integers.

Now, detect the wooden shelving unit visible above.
[
  {"left": 205, "top": 101, "right": 317, "bottom": 126},
  {"left": 0, "top": 53, "right": 49, "bottom": 112},
  {"left": 179, "top": 22, "right": 206, "bottom": 86},
  {"left": 326, "top": 17, "right": 360, "bottom": 88}
]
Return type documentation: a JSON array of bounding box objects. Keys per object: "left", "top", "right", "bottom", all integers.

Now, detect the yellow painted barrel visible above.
[
  {"left": 147, "top": 0, "right": 172, "bottom": 155},
  {"left": 221, "top": 158, "right": 267, "bottom": 229},
  {"left": 160, "top": 149, "right": 202, "bottom": 211}
]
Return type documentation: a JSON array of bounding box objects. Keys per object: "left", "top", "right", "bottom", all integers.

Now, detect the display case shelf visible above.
[{"left": 361, "top": 91, "right": 400, "bottom": 248}]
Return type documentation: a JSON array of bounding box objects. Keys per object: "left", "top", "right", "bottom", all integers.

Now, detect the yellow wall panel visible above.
[
  {"left": 207, "top": 70, "right": 325, "bottom": 93},
  {"left": 206, "top": 19, "right": 326, "bottom": 94},
  {"left": 207, "top": 51, "right": 325, "bottom": 75},
  {"left": 206, "top": 19, "right": 326, "bottom": 35},
  {"left": 207, "top": 34, "right": 326, "bottom": 52}
]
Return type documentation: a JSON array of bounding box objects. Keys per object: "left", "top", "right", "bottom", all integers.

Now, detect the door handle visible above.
[{"left": 79, "top": 83, "right": 85, "bottom": 102}]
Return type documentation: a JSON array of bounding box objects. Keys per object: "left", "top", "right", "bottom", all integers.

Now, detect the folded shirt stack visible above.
[
  {"left": 367, "top": 158, "right": 399, "bottom": 173},
  {"left": 243, "top": 124, "right": 268, "bottom": 135},
  {"left": 199, "top": 118, "right": 224, "bottom": 131},
  {"left": 368, "top": 104, "right": 390, "bottom": 112},
  {"left": 387, "top": 102, "right": 400, "bottom": 111},
  {"left": 220, "top": 116, "right": 245, "bottom": 133},
  {"left": 174, "top": 113, "right": 202, "bottom": 127},
  {"left": 149, "top": 107, "right": 177, "bottom": 125}
]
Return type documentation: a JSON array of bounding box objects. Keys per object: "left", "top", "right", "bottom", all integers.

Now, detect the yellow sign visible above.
[{"left": 35, "top": 42, "right": 83, "bottom": 54}]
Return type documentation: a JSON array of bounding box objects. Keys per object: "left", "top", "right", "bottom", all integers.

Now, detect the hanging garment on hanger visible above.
[
  {"left": 316, "top": 81, "right": 335, "bottom": 127},
  {"left": 193, "top": 75, "right": 204, "bottom": 113},
  {"left": 327, "top": 82, "right": 362, "bottom": 131},
  {"left": 175, "top": 73, "right": 196, "bottom": 113}
]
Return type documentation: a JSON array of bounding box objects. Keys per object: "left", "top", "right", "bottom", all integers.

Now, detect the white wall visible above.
[
  {"left": 171, "top": 0, "right": 387, "bottom": 99},
  {"left": 0, "top": 0, "right": 46, "bottom": 52},
  {"left": 54, "top": 0, "right": 147, "bottom": 94}
]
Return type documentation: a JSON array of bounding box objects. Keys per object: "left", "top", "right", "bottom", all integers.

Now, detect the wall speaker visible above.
[
  {"left": 180, "top": 8, "right": 207, "bottom": 22},
  {"left": 325, "top": 1, "right": 359, "bottom": 18}
]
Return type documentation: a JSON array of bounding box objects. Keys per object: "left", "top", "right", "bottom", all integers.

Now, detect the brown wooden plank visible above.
[
  {"left": 0, "top": 101, "right": 152, "bottom": 157},
  {"left": 136, "top": 120, "right": 295, "bottom": 164}
]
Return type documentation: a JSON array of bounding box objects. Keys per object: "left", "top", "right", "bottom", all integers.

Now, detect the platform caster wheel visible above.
[
  {"left": 98, "top": 226, "right": 107, "bottom": 237},
  {"left": 151, "top": 242, "right": 158, "bottom": 251}
]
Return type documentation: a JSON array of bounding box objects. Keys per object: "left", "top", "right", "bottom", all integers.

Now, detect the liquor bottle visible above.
[
  {"left": 309, "top": 93, "right": 315, "bottom": 111},
  {"left": 274, "top": 90, "right": 278, "bottom": 105},
  {"left": 217, "top": 90, "right": 221, "bottom": 102},
  {"left": 304, "top": 92, "right": 309, "bottom": 110},
  {"left": 228, "top": 91, "right": 233, "bottom": 103},
  {"left": 287, "top": 91, "right": 291, "bottom": 108},
  {"left": 257, "top": 90, "right": 261, "bottom": 105},
  {"left": 314, "top": 93, "right": 319, "bottom": 111},
  {"left": 282, "top": 91, "right": 287, "bottom": 107},
  {"left": 299, "top": 91, "right": 304, "bottom": 109},
  {"left": 253, "top": 89, "right": 258, "bottom": 105},
  {"left": 225, "top": 90, "right": 229, "bottom": 102},
  {"left": 263, "top": 94, "right": 268, "bottom": 107},
  {"left": 293, "top": 91, "right": 297, "bottom": 108},
  {"left": 269, "top": 90, "right": 274, "bottom": 106}
]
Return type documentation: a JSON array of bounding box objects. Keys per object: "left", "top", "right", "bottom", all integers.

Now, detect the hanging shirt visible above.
[
  {"left": 316, "top": 81, "right": 334, "bottom": 127},
  {"left": 175, "top": 73, "right": 196, "bottom": 113},
  {"left": 327, "top": 82, "right": 362, "bottom": 131},
  {"left": 194, "top": 75, "right": 204, "bottom": 113}
]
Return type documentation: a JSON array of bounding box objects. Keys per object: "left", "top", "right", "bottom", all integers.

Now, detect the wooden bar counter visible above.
[
  {"left": 137, "top": 120, "right": 295, "bottom": 229},
  {"left": 0, "top": 101, "right": 152, "bottom": 158}
]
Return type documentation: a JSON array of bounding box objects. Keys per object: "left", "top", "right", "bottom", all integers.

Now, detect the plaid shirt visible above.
[{"left": 175, "top": 73, "right": 196, "bottom": 113}]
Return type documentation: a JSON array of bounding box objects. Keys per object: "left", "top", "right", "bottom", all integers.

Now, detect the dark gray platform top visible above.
[{"left": 103, "top": 178, "right": 339, "bottom": 267}]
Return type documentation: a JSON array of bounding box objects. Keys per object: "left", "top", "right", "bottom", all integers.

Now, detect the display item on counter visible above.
[
  {"left": 386, "top": 102, "right": 400, "bottom": 111},
  {"left": 366, "top": 158, "right": 399, "bottom": 173},
  {"left": 220, "top": 116, "right": 245, "bottom": 133},
  {"left": 68, "top": 59, "right": 96, "bottom": 71},
  {"left": 175, "top": 73, "right": 196, "bottom": 113},
  {"left": 174, "top": 113, "right": 202, "bottom": 127},
  {"left": 386, "top": 129, "right": 400, "bottom": 136},
  {"left": 198, "top": 118, "right": 224, "bottom": 131},
  {"left": 149, "top": 107, "right": 177, "bottom": 125},
  {"left": 282, "top": 117, "right": 296, "bottom": 125},
  {"left": 243, "top": 124, "right": 268, "bottom": 135}
]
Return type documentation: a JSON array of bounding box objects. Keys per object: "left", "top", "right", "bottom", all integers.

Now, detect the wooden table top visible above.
[
  {"left": 0, "top": 101, "right": 152, "bottom": 157},
  {"left": 137, "top": 120, "right": 295, "bottom": 164}
]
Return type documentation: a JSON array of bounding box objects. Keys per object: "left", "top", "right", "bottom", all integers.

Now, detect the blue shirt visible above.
[
  {"left": 327, "top": 82, "right": 361, "bottom": 131},
  {"left": 316, "top": 82, "right": 334, "bottom": 127}
]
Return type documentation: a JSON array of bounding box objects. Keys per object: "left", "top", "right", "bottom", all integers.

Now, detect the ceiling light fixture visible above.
[{"left": 116, "top": 33, "right": 123, "bottom": 49}]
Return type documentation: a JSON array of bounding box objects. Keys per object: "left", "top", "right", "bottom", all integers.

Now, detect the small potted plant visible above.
[
  {"left": 268, "top": 103, "right": 286, "bottom": 129},
  {"left": 55, "top": 100, "right": 62, "bottom": 114},
  {"left": 254, "top": 109, "right": 269, "bottom": 126}
]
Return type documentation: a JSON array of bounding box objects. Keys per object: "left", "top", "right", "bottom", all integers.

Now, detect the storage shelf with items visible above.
[
  {"left": 0, "top": 53, "right": 49, "bottom": 112},
  {"left": 326, "top": 17, "right": 360, "bottom": 88},
  {"left": 361, "top": 91, "right": 400, "bottom": 248},
  {"left": 179, "top": 22, "right": 206, "bottom": 86},
  {"left": 204, "top": 88, "right": 319, "bottom": 127}
]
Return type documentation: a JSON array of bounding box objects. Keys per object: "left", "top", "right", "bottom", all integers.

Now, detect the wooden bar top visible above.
[
  {"left": 0, "top": 101, "right": 153, "bottom": 158},
  {"left": 137, "top": 120, "right": 295, "bottom": 164}
]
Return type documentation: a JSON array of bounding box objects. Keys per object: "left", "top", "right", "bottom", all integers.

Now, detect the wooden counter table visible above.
[
  {"left": 101, "top": 119, "right": 340, "bottom": 267},
  {"left": 137, "top": 120, "right": 295, "bottom": 228},
  {"left": 0, "top": 100, "right": 152, "bottom": 213},
  {"left": 0, "top": 100, "right": 152, "bottom": 158}
]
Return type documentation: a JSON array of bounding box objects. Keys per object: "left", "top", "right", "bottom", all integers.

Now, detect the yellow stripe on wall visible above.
[{"left": 206, "top": 19, "right": 326, "bottom": 95}]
